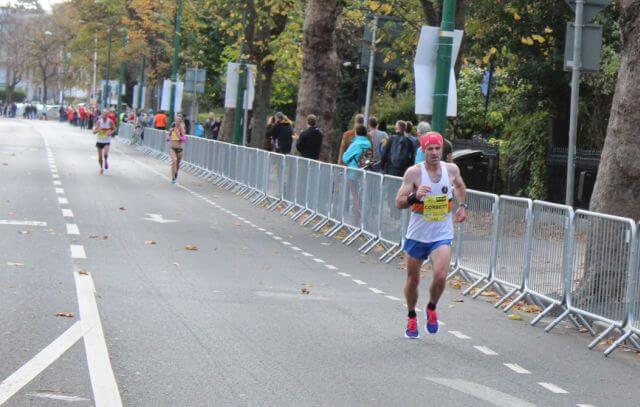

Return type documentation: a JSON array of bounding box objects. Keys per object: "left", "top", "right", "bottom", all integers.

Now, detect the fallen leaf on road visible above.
[
  {"left": 300, "top": 287, "right": 310, "bottom": 294},
  {"left": 234, "top": 221, "right": 242, "bottom": 227},
  {"left": 102, "top": 235, "right": 108, "bottom": 240},
  {"left": 2, "top": 163, "right": 7, "bottom": 166},
  {"left": 18, "top": 230, "right": 30, "bottom": 235},
  {"left": 480, "top": 291, "right": 500, "bottom": 298},
  {"left": 119, "top": 207, "right": 126, "bottom": 211},
  {"left": 6, "top": 262, "right": 24, "bottom": 267},
  {"left": 145, "top": 240, "right": 157, "bottom": 245},
  {"left": 78, "top": 270, "right": 89, "bottom": 276},
  {"left": 321, "top": 242, "right": 331, "bottom": 246},
  {"left": 88, "top": 235, "right": 99, "bottom": 239},
  {"left": 55, "top": 312, "right": 74, "bottom": 318},
  {"left": 185, "top": 245, "right": 198, "bottom": 251},
  {"left": 578, "top": 327, "right": 590, "bottom": 333},
  {"left": 172, "top": 262, "right": 180, "bottom": 267},
  {"left": 452, "top": 299, "right": 464, "bottom": 303},
  {"left": 507, "top": 314, "right": 522, "bottom": 321}
]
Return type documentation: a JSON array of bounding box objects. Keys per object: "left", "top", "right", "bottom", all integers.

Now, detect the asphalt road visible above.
[{"left": 0, "top": 118, "right": 638, "bottom": 407}]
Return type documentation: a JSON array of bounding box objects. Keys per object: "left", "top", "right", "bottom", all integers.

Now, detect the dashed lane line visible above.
[
  {"left": 325, "top": 265, "right": 338, "bottom": 270},
  {"left": 301, "top": 252, "right": 313, "bottom": 257},
  {"left": 312, "top": 258, "right": 325, "bottom": 264},
  {"left": 538, "top": 383, "right": 569, "bottom": 394},
  {"left": 70, "top": 245, "right": 86, "bottom": 259},
  {"left": 368, "top": 288, "right": 384, "bottom": 295},
  {"left": 55, "top": 188, "right": 65, "bottom": 194},
  {"left": 58, "top": 197, "right": 68, "bottom": 205},
  {"left": 385, "top": 295, "right": 402, "bottom": 301},
  {"left": 338, "top": 272, "right": 352, "bottom": 277},
  {"left": 66, "top": 224, "right": 80, "bottom": 235},
  {"left": 352, "top": 279, "right": 367, "bottom": 285},
  {"left": 448, "top": 331, "right": 471, "bottom": 340},
  {"left": 503, "top": 364, "right": 531, "bottom": 375},
  {"left": 62, "top": 209, "right": 74, "bottom": 218},
  {"left": 473, "top": 346, "right": 499, "bottom": 356}
]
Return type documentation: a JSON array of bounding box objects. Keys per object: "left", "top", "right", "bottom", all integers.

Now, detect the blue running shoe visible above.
[
  {"left": 426, "top": 307, "right": 439, "bottom": 334},
  {"left": 405, "top": 316, "right": 419, "bottom": 339}
]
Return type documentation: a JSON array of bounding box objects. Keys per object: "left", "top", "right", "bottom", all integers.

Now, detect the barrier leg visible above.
[
  {"left": 502, "top": 291, "right": 527, "bottom": 312},
  {"left": 326, "top": 223, "right": 344, "bottom": 237},
  {"left": 344, "top": 230, "right": 363, "bottom": 246},
  {"left": 574, "top": 314, "right": 596, "bottom": 335},
  {"left": 588, "top": 324, "right": 617, "bottom": 350},
  {"left": 545, "top": 309, "right": 570, "bottom": 333},
  {"left": 384, "top": 246, "right": 404, "bottom": 263},
  {"left": 302, "top": 214, "right": 318, "bottom": 226},
  {"left": 531, "top": 302, "right": 557, "bottom": 326},
  {"left": 462, "top": 278, "right": 487, "bottom": 296},
  {"left": 313, "top": 218, "right": 329, "bottom": 232},
  {"left": 379, "top": 244, "right": 398, "bottom": 261},
  {"left": 358, "top": 236, "right": 376, "bottom": 252},
  {"left": 362, "top": 239, "right": 382, "bottom": 254},
  {"left": 604, "top": 330, "right": 634, "bottom": 356}
]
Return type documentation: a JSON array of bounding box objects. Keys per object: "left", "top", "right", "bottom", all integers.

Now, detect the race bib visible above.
[
  {"left": 423, "top": 195, "right": 449, "bottom": 222},
  {"left": 97, "top": 129, "right": 110, "bottom": 140}
]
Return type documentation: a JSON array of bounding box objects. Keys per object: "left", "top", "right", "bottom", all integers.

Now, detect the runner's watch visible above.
[{"left": 459, "top": 203, "right": 468, "bottom": 209}]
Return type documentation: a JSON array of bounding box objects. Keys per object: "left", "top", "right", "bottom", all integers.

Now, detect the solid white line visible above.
[
  {"left": 62, "top": 209, "right": 74, "bottom": 218},
  {"left": 448, "top": 331, "right": 471, "bottom": 340},
  {"left": 0, "top": 322, "right": 83, "bottom": 405},
  {"left": 282, "top": 241, "right": 292, "bottom": 246},
  {"left": 74, "top": 272, "right": 123, "bottom": 406},
  {"left": 291, "top": 246, "right": 301, "bottom": 251},
  {"left": 301, "top": 252, "right": 313, "bottom": 257},
  {"left": 66, "top": 224, "right": 80, "bottom": 235},
  {"left": 474, "top": 346, "right": 499, "bottom": 356},
  {"left": 70, "top": 245, "right": 86, "bottom": 259},
  {"left": 576, "top": 404, "right": 595, "bottom": 407},
  {"left": 58, "top": 197, "right": 69, "bottom": 204},
  {"left": 538, "top": 383, "right": 569, "bottom": 394},
  {"left": 424, "top": 377, "right": 536, "bottom": 407},
  {"left": 0, "top": 220, "right": 47, "bottom": 227},
  {"left": 352, "top": 279, "right": 367, "bottom": 285},
  {"left": 369, "top": 287, "right": 384, "bottom": 295},
  {"left": 55, "top": 188, "right": 65, "bottom": 194},
  {"left": 504, "top": 363, "right": 531, "bottom": 375},
  {"left": 312, "top": 258, "right": 325, "bottom": 264},
  {"left": 385, "top": 295, "right": 402, "bottom": 301},
  {"left": 325, "top": 265, "right": 338, "bottom": 270},
  {"left": 53, "top": 180, "right": 62, "bottom": 186},
  {"left": 338, "top": 272, "right": 352, "bottom": 277}
]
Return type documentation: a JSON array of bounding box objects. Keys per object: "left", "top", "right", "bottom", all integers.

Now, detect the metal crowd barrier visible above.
[{"left": 127, "top": 130, "right": 640, "bottom": 357}]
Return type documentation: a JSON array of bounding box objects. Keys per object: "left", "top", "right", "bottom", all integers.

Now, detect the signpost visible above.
[{"left": 185, "top": 67, "right": 206, "bottom": 132}]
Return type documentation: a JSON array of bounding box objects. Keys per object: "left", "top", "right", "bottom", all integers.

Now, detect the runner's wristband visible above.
[{"left": 407, "top": 193, "right": 420, "bottom": 205}]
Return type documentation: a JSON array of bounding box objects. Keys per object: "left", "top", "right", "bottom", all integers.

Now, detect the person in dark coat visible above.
[
  {"left": 270, "top": 112, "right": 294, "bottom": 155},
  {"left": 295, "top": 114, "right": 323, "bottom": 160}
]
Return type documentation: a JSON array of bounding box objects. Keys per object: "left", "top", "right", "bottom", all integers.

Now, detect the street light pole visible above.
[
  {"left": 232, "top": 0, "right": 251, "bottom": 145},
  {"left": 431, "top": 0, "right": 457, "bottom": 135},
  {"left": 103, "top": 27, "right": 113, "bottom": 110},
  {"left": 116, "top": 33, "right": 127, "bottom": 133},
  {"left": 364, "top": 15, "right": 378, "bottom": 125},
  {"left": 169, "top": 0, "right": 183, "bottom": 123},
  {"left": 137, "top": 55, "right": 146, "bottom": 111},
  {"left": 92, "top": 34, "right": 97, "bottom": 101}
]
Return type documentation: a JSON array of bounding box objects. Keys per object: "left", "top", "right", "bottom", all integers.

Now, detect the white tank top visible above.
[
  {"left": 96, "top": 118, "right": 113, "bottom": 143},
  {"left": 406, "top": 161, "right": 454, "bottom": 243}
]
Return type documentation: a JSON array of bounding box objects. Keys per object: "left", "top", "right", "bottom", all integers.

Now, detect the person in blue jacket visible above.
[{"left": 342, "top": 125, "right": 372, "bottom": 168}]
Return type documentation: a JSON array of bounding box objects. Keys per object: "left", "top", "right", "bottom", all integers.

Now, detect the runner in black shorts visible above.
[{"left": 93, "top": 109, "right": 116, "bottom": 174}]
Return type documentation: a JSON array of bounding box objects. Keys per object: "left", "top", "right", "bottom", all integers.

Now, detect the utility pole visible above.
[
  {"left": 364, "top": 15, "right": 377, "bottom": 125},
  {"left": 137, "top": 55, "right": 145, "bottom": 111},
  {"left": 92, "top": 34, "right": 97, "bottom": 101},
  {"left": 565, "top": 0, "right": 584, "bottom": 206},
  {"left": 232, "top": 0, "right": 251, "bottom": 145},
  {"left": 169, "top": 0, "right": 183, "bottom": 123},
  {"left": 102, "top": 27, "right": 113, "bottom": 110},
  {"left": 116, "top": 33, "right": 127, "bottom": 133},
  {"left": 61, "top": 50, "right": 69, "bottom": 105},
  {"left": 431, "top": 0, "right": 457, "bottom": 135}
]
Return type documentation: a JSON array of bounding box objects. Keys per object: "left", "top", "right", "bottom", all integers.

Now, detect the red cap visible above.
[{"left": 420, "top": 132, "right": 444, "bottom": 152}]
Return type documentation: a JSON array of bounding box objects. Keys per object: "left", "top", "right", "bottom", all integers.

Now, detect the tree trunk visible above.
[
  {"left": 250, "top": 59, "right": 276, "bottom": 149},
  {"left": 219, "top": 108, "right": 235, "bottom": 142},
  {"left": 590, "top": 1, "right": 640, "bottom": 219},
  {"left": 294, "top": 0, "right": 344, "bottom": 162}
]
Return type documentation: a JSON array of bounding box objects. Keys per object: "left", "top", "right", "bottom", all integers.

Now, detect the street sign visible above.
[
  {"left": 414, "top": 26, "right": 463, "bottom": 116},
  {"left": 224, "top": 62, "right": 256, "bottom": 110},
  {"left": 184, "top": 68, "right": 206, "bottom": 94},
  {"left": 564, "top": 23, "right": 603, "bottom": 72},
  {"left": 564, "top": 0, "right": 612, "bottom": 22},
  {"left": 160, "top": 79, "right": 184, "bottom": 112},
  {"left": 132, "top": 84, "right": 147, "bottom": 109},
  {"left": 360, "top": 15, "right": 402, "bottom": 71}
]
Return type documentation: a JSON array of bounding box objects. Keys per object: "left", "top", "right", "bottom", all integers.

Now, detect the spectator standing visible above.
[
  {"left": 204, "top": 114, "right": 215, "bottom": 139},
  {"left": 414, "top": 121, "right": 432, "bottom": 163},
  {"left": 337, "top": 114, "right": 365, "bottom": 165},
  {"left": 154, "top": 110, "right": 168, "bottom": 130},
  {"left": 212, "top": 116, "right": 222, "bottom": 140},
  {"left": 342, "top": 125, "right": 373, "bottom": 169},
  {"left": 380, "top": 120, "right": 415, "bottom": 176},
  {"left": 368, "top": 116, "right": 388, "bottom": 172},
  {"left": 263, "top": 116, "right": 276, "bottom": 151},
  {"left": 405, "top": 121, "right": 419, "bottom": 151},
  {"left": 295, "top": 114, "right": 323, "bottom": 160},
  {"left": 270, "top": 112, "right": 294, "bottom": 155}
]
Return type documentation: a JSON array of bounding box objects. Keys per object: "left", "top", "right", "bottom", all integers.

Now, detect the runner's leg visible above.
[
  {"left": 428, "top": 244, "right": 452, "bottom": 306},
  {"left": 405, "top": 255, "right": 423, "bottom": 312},
  {"left": 97, "top": 145, "right": 104, "bottom": 172},
  {"left": 175, "top": 150, "right": 183, "bottom": 179},
  {"left": 170, "top": 149, "right": 177, "bottom": 180},
  {"left": 103, "top": 144, "right": 110, "bottom": 169}
]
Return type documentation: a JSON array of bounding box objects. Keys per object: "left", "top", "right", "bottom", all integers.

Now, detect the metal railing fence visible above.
[{"left": 120, "top": 123, "right": 640, "bottom": 356}]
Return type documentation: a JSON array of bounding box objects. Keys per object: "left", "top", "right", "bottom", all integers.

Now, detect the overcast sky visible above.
[{"left": 0, "top": 0, "right": 63, "bottom": 11}]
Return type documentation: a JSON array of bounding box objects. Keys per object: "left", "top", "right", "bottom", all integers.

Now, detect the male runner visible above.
[
  {"left": 93, "top": 109, "right": 116, "bottom": 174},
  {"left": 395, "top": 132, "right": 467, "bottom": 338}
]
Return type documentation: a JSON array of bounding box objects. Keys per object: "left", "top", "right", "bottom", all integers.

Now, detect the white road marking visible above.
[
  {"left": 52, "top": 174, "right": 59, "bottom": 179},
  {"left": 53, "top": 180, "right": 62, "bottom": 186},
  {"left": 448, "top": 331, "right": 471, "bottom": 340},
  {"left": 0, "top": 322, "right": 83, "bottom": 405},
  {"left": 141, "top": 213, "right": 179, "bottom": 223},
  {"left": 27, "top": 392, "right": 89, "bottom": 402},
  {"left": 385, "top": 295, "right": 402, "bottom": 301},
  {"left": 273, "top": 236, "right": 282, "bottom": 241},
  {"left": 62, "top": 209, "right": 74, "bottom": 218},
  {"left": 325, "top": 265, "right": 338, "bottom": 270},
  {"left": 338, "top": 272, "right": 352, "bottom": 277},
  {"left": 55, "top": 188, "right": 65, "bottom": 194},
  {"left": 291, "top": 246, "right": 301, "bottom": 251},
  {"left": 352, "top": 279, "right": 367, "bottom": 285},
  {"left": 50, "top": 169, "right": 58, "bottom": 173},
  {"left": 504, "top": 363, "right": 531, "bottom": 375},
  {"left": 474, "top": 346, "right": 499, "bottom": 356},
  {"left": 237, "top": 217, "right": 245, "bottom": 221},
  {"left": 243, "top": 220, "right": 251, "bottom": 224},
  {"left": 312, "top": 258, "right": 325, "bottom": 264},
  {"left": 74, "top": 272, "right": 123, "bottom": 406},
  {"left": 66, "top": 224, "right": 80, "bottom": 235},
  {"left": 58, "top": 197, "right": 69, "bottom": 204},
  {"left": 0, "top": 220, "right": 47, "bottom": 227},
  {"left": 258, "top": 228, "right": 265, "bottom": 232},
  {"left": 265, "top": 232, "right": 273, "bottom": 236},
  {"left": 538, "top": 383, "right": 569, "bottom": 394},
  {"left": 576, "top": 404, "right": 595, "bottom": 407},
  {"left": 369, "top": 287, "right": 384, "bottom": 294},
  {"left": 301, "top": 252, "right": 313, "bottom": 257},
  {"left": 282, "top": 241, "right": 292, "bottom": 246},
  {"left": 424, "top": 377, "right": 536, "bottom": 407},
  {"left": 70, "top": 245, "right": 86, "bottom": 259}
]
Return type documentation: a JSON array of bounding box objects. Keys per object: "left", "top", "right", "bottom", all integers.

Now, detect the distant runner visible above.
[
  {"left": 395, "top": 132, "right": 467, "bottom": 339},
  {"left": 93, "top": 109, "right": 116, "bottom": 174},
  {"left": 167, "top": 113, "right": 187, "bottom": 184}
]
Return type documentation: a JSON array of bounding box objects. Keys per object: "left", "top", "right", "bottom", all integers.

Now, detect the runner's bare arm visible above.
[
  {"left": 395, "top": 167, "right": 417, "bottom": 209},
  {"left": 448, "top": 163, "right": 468, "bottom": 222}
]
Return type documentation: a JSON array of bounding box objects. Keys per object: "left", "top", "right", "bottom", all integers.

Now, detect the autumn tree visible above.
[
  {"left": 294, "top": 0, "right": 345, "bottom": 161},
  {"left": 0, "top": 10, "right": 37, "bottom": 103}
]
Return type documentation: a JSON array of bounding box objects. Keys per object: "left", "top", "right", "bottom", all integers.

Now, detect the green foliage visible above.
[
  {"left": 371, "top": 89, "right": 417, "bottom": 129},
  {"left": 0, "top": 89, "right": 26, "bottom": 103}
]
